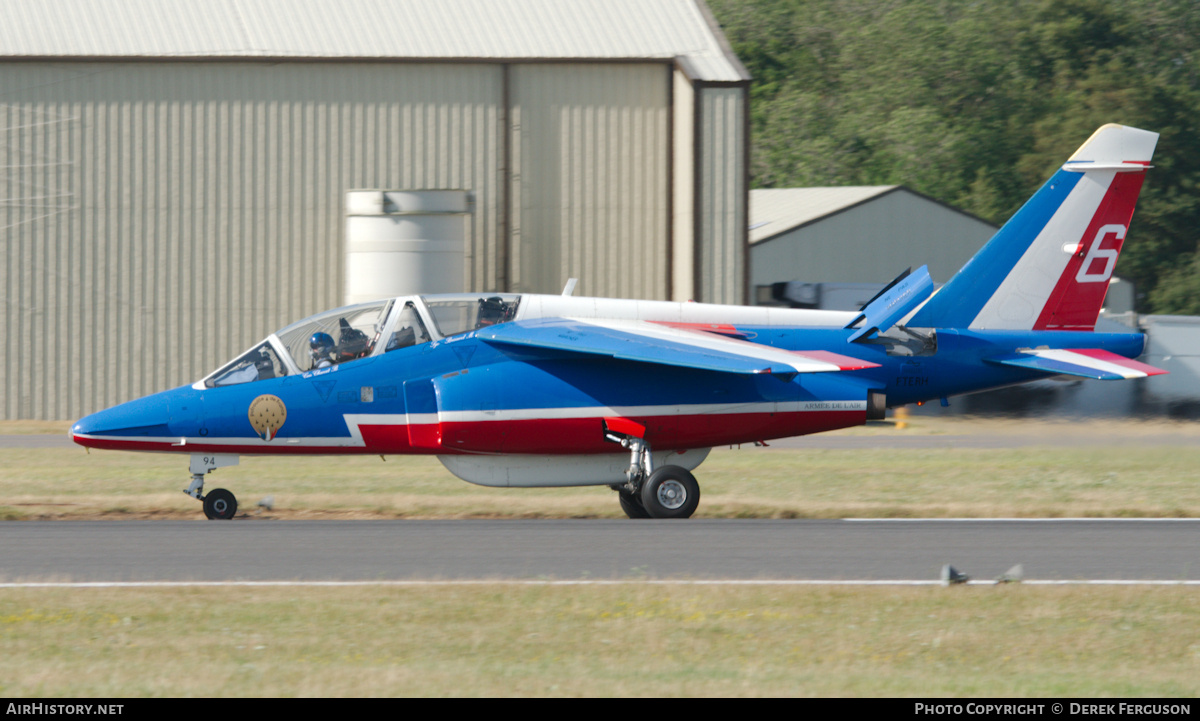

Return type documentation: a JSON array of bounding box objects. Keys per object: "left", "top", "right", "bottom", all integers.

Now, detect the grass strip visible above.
[
  {"left": 2, "top": 442, "right": 1200, "bottom": 519},
  {"left": 1, "top": 584, "right": 1197, "bottom": 697}
]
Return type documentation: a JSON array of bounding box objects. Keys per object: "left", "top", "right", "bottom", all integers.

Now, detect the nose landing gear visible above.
[
  {"left": 201, "top": 488, "right": 238, "bottom": 520},
  {"left": 185, "top": 454, "right": 241, "bottom": 520}
]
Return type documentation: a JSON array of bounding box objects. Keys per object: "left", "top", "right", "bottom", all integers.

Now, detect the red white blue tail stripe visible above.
[{"left": 908, "top": 124, "right": 1157, "bottom": 332}]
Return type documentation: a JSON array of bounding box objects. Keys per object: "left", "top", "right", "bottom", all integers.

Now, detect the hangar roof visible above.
[
  {"left": 749, "top": 186, "right": 998, "bottom": 245},
  {"left": 750, "top": 187, "right": 899, "bottom": 244},
  {"left": 0, "top": 0, "right": 748, "bottom": 81}
]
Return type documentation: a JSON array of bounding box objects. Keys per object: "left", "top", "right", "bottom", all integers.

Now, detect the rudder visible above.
[{"left": 907, "top": 124, "right": 1157, "bottom": 331}]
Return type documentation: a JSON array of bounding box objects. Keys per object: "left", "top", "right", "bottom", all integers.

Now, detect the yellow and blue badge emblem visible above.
[{"left": 248, "top": 394, "right": 287, "bottom": 441}]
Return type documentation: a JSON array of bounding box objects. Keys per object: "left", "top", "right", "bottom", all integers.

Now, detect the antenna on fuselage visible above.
[{"left": 562, "top": 278, "right": 578, "bottom": 296}]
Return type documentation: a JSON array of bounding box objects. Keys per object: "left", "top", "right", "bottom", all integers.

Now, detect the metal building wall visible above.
[
  {"left": 694, "top": 85, "right": 746, "bottom": 305},
  {"left": 0, "top": 62, "right": 504, "bottom": 420},
  {"left": 509, "top": 64, "right": 669, "bottom": 298},
  {"left": 0, "top": 59, "right": 743, "bottom": 420},
  {"left": 671, "top": 68, "right": 695, "bottom": 301}
]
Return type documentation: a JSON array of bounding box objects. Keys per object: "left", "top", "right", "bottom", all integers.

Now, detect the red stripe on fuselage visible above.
[
  {"left": 438, "top": 409, "right": 864, "bottom": 453},
  {"left": 71, "top": 408, "right": 866, "bottom": 456}
]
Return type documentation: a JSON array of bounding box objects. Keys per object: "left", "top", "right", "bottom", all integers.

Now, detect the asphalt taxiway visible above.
[
  {"left": 4, "top": 429, "right": 1197, "bottom": 584},
  {"left": 0, "top": 519, "right": 1196, "bottom": 583}
]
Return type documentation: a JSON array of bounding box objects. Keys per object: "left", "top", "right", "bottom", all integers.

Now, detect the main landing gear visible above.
[
  {"left": 184, "top": 454, "right": 240, "bottom": 520},
  {"left": 607, "top": 429, "right": 700, "bottom": 520}
]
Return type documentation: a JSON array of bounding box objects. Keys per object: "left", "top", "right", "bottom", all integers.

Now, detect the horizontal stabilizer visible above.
[
  {"left": 478, "top": 318, "right": 879, "bottom": 376},
  {"left": 846, "top": 265, "right": 934, "bottom": 342},
  {"left": 985, "top": 348, "right": 1167, "bottom": 380}
]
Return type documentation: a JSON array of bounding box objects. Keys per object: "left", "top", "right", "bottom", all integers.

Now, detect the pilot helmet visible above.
[
  {"left": 309, "top": 332, "right": 335, "bottom": 361},
  {"left": 387, "top": 325, "right": 417, "bottom": 351},
  {"left": 477, "top": 296, "right": 508, "bottom": 326}
]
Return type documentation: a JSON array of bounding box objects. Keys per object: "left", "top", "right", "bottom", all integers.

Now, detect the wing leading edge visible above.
[{"left": 476, "top": 317, "right": 878, "bottom": 376}]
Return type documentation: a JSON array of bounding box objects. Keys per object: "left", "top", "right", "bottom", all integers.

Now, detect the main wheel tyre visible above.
[
  {"left": 618, "top": 489, "right": 652, "bottom": 519},
  {"left": 640, "top": 466, "right": 700, "bottom": 519},
  {"left": 203, "top": 488, "right": 238, "bottom": 520}
]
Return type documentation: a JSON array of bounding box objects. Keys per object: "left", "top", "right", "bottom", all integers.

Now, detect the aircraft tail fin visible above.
[{"left": 907, "top": 124, "right": 1158, "bottom": 331}]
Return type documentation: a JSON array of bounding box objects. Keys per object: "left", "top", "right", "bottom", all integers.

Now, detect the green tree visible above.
[{"left": 708, "top": 0, "right": 1200, "bottom": 311}]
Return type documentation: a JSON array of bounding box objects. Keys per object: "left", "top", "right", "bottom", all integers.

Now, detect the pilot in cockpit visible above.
[
  {"left": 476, "top": 296, "right": 510, "bottom": 328},
  {"left": 386, "top": 325, "right": 417, "bottom": 351},
  {"left": 309, "top": 332, "right": 336, "bottom": 370},
  {"left": 384, "top": 302, "right": 428, "bottom": 353}
]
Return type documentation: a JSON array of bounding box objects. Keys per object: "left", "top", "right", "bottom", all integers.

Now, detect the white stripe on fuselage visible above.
[
  {"left": 969, "top": 171, "right": 1113, "bottom": 330},
  {"left": 431, "top": 399, "right": 867, "bottom": 424}
]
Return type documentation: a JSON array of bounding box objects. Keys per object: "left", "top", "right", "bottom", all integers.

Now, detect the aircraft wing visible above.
[
  {"left": 986, "top": 348, "right": 1167, "bottom": 380},
  {"left": 476, "top": 317, "right": 878, "bottom": 376}
]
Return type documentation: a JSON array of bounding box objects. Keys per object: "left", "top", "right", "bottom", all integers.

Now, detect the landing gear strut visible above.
[
  {"left": 185, "top": 454, "right": 240, "bottom": 520},
  {"left": 607, "top": 427, "right": 700, "bottom": 519}
]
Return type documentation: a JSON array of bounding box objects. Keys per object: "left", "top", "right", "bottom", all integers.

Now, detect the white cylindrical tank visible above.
[{"left": 344, "top": 189, "right": 471, "bottom": 305}]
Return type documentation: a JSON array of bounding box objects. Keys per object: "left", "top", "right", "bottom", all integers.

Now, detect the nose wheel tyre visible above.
[
  {"left": 203, "top": 488, "right": 238, "bottom": 520},
  {"left": 640, "top": 466, "right": 700, "bottom": 519}
]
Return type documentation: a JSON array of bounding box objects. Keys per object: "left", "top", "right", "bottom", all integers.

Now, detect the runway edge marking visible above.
[
  {"left": 2, "top": 580, "right": 1199, "bottom": 588},
  {"left": 842, "top": 517, "right": 1200, "bottom": 522}
]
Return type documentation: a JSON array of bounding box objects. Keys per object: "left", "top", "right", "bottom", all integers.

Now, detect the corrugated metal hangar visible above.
[
  {"left": 0, "top": 0, "right": 750, "bottom": 419},
  {"left": 748, "top": 186, "right": 998, "bottom": 308}
]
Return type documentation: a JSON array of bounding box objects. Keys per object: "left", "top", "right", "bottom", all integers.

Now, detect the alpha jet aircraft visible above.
[{"left": 72, "top": 124, "right": 1166, "bottom": 519}]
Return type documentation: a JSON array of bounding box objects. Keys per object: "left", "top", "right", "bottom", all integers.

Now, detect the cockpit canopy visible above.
[
  {"left": 198, "top": 294, "right": 520, "bottom": 389},
  {"left": 275, "top": 301, "right": 395, "bottom": 372}
]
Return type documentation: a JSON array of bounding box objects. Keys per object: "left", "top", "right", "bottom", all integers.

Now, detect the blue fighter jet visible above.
[{"left": 72, "top": 124, "right": 1166, "bottom": 519}]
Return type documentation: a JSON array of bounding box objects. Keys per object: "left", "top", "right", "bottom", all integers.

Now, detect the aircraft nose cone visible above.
[
  {"left": 70, "top": 409, "right": 127, "bottom": 446},
  {"left": 70, "top": 416, "right": 93, "bottom": 444},
  {"left": 70, "top": 391, "right": 174, "bottom": 450}
]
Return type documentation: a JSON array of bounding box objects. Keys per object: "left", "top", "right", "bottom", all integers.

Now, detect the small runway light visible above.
[
  {"left": 941, "top": 564, "right": 969, "bottom": 585},
  {"left": 996, "top": 564, "right": 1024, "bottom": 584}
]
